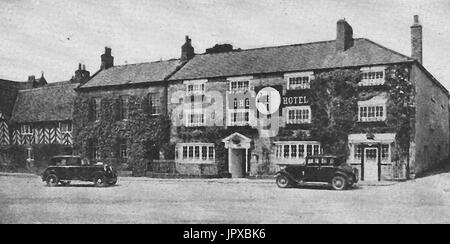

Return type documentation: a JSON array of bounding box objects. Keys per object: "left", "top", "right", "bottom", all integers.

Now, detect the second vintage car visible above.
[
  {"left": 275, "top": 155, "right": 359, "bottom": 190},
  {"left": 41, "top": 155, "right": 118, "bottom": 187}
]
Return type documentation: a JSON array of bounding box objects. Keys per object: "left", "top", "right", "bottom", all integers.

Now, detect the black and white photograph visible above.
[{"left": 1, "top": 0, "right": 450, "bottom": 228}]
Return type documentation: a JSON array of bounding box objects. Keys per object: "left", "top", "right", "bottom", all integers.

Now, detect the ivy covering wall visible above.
[
  {"left": 73, "top": 94, "right": 171, "bottom": 176},
  {"left": 273, "top": 65, "right": 413, "bottom": 163}
]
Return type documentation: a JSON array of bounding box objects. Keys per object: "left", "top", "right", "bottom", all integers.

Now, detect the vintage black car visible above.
[
  {"left": 275, "top": 155, "right": 359, "bottom": 190},
  {"left": 41, "top": 155, "right": 118, "bottom": 187}
]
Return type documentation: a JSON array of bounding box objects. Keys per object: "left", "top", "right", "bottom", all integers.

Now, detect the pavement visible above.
[{"left": 1, "top": 171, "right": 449, "bottom": 223}]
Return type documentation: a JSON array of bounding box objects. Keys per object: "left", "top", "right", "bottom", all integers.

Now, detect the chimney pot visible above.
[{"left": 414, "top": 15, "right": 420, "bottom": 24}]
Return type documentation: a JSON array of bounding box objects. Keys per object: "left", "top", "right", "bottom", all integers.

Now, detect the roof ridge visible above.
[
  {"left": 111, "top": 58, "right": 181, "bottom": 68},
  {"left": 196, "top": 39, "right": 363, "bottom": 57},
  {"left": 361, "top": 38, "right": 413, "bottom": 61},
  {"left": 18, "top": 82, "right": 76, "bottom": 93}
]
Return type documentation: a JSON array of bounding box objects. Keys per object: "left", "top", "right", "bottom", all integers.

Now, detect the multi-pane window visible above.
[
  {"left": 92, "top": 98, "right": 101, "bottom": 122},
  {"left": 186, "top": 83, "right": 205, "bottom": 95},
  {"left": 60, "top": 122, "right": 72, "bottom": 133},
  {"left": 177, "top": 143, "right": 215, "bottom": 163},
  {"left": 229, "top": 80, "right": 250, "bottom": 92},
  {"left": 119, "top": 96, "right": 129, "bottom": 120},
  {"left": 354, "top": 145, "right": 363, "bottom": 160},
  {"left": 275, "top": 142, "right": 321, "bottom": 160},
  {"left": 358, "top": 105, "right": 385, "bottom": 122},
  {"left": 285, "top": 72, "right": 313, "bottom": 90},
  {"left": 185, "top": 80, "right": 206, "bottom": 127},
  {"left": 286, "top": 106, "right": 311, "bottom": 124},
  {"left": 148, "top": 93, "right": 161, "bottom": 115},
  {"left": 230, "top": 111, "right": 250, "bottom": 126},
  {"left": 21, "top": 124, "right": 32, "bottom": 135},
  {"left": 352, "top": 144, "right": 390, "bottom": 161},
  {"left": 288, "top": 76, "right": 310, "bottom": 90},
  {"left": 359, "top": 67, "right": 386, "bottom": 86},
  {"left": 187, "top": 112, "right": 205, "bottom": 127}
]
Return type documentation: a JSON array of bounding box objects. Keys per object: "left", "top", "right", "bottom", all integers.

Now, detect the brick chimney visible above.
[
  {"left": 411, "top": 15, "right": 423, "bottom": 64},
  {"left": 336, "top": 19, "right": 354, "bottom": 52},
  {"left": 100, "top": 47, "right": 114, "bottom": 70},
  {"left": 181, "top": 36, "right": 195, "bottom": 61},
  {"left": 72, "top": 63, "right": 90, "bottom": 83}
]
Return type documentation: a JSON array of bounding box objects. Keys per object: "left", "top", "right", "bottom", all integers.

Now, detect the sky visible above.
[{"left": 0, "top": 0, "right": 449, "bottom": 88}]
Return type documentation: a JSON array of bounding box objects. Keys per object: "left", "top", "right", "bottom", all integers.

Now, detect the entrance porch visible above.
[{"left": 222, "top": 132, "right": 251, "bottom": 178}]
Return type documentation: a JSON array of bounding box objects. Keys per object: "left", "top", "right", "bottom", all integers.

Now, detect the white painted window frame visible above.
[
  {"left": 357, "top": 102, "right": 387, "bottom": 122},
  {"left": 284, "top": 71, "right": 314, "bottom": 90},
  {"left": 185, "top": 109, "right": 205, "bottom": 127},
  {"left": 274, "top": 141, "right": 321, "bottom": 160},
  {"left": 359, "top": 66, "right": 386, "bottom": 86},
  {"left": 286, "top": 106, "right": 312, "bottom": 124},
  {"left": 185, "top": 79, "right": 207, "bottom": 96},
  {"left": 176, "top": 143, "right": 215, "bottom": 164}
]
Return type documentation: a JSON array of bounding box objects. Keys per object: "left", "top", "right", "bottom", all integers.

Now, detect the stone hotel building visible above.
[{"left": 1, "top": 16, "right": 448, "bottom": 181}]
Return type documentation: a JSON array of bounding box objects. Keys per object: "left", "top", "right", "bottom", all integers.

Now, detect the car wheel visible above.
[
  {"left": 276, "top": 174, "right": 291, "bottom": 188},
  {"left": 331, "top": 175, "right": 347, "bottom": 191},
  {"left": 94, "top": 175, "right": 107, "bottom": 187},
  {"left": 108, "top": 178, "right": 117, "bottom": 186},
  {"left": 46, "top": 174, "right": 59, "bottom": 187}
]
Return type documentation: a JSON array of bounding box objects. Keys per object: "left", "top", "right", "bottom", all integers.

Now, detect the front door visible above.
[
  {"left": 230, "top": 149, "right": 246, "bottom": 178},
  {"left": 364, "top": 148, "right": 379, "bottom": 181}
]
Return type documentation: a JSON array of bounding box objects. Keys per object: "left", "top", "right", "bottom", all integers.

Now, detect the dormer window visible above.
[
  {"left": 285, "top": 72, "right": 314, "bottom": 90},
  {"left": 359, "top": 66, "right": 386, "bottom": 86}
]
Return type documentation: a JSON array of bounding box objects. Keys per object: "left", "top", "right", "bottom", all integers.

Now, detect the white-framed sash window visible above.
[
  {"left": 275, "top": 141, "right": 321, "bottom": 160},
  {"left": 359, "top": 66, "right": 386, "bottom": 86},
  {"left": 176, "top": 143, "right": 215, "bottom": 164},
  {"left": 285, "top": 71, "right": 314, "bottom": 90},
  {"left": 186, "top": 110, "right": 205, "bottom": 127},
  {"left": 228, "top": 76, "right": 252, "bottom": 93},
  {"left": 358, "top": 104, "right": 386, "bottom": 122},
  {"left": 286, "top": 106, "right": 311, "bottom": 124},
  {"left": 185, "top": 79, "right": 207, "bottom": 96},
  {"left": 358, "top": 93, "right": 388, "bottom": 122}
]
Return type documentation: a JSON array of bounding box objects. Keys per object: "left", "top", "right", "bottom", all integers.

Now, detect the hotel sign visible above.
[{"left": 282, "top": 90, "right": 310, "bottom": 106}]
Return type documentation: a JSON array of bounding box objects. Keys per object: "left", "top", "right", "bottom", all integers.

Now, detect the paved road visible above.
[{"left": 1, "top": 173, "right": 450, "bottom": 223}]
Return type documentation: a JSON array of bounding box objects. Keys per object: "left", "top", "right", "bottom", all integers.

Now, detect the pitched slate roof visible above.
[
  {"left": 169, "top": 38, "right": 414, "bottom": 81},
  {"left": 10, "top": 81, "right": 78, "bottom": 123},
  {"left": 79, "top": 59, "right": 183, "bottom": 88},
  {"left": 0, "top": 79, "right": 34, "bottom": 119}
]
